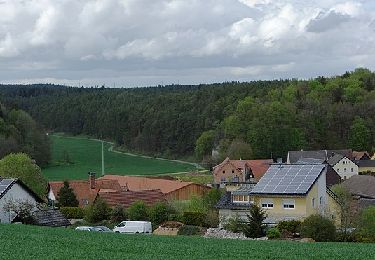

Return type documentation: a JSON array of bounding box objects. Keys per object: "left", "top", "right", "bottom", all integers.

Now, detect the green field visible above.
[
  {"left": 42, "top": 135, "right": 198, "bottom": 181},
  {"left": 0, "top": 224, "right": 374, "bottom": 260}
]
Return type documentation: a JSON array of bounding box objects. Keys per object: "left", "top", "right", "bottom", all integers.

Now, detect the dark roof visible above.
[
  {"left": 327, "top": 154, "right": 344, "bottom": 166},
  {"left": 0, "top": 178, "right": 43, "bottom": 202},
  {"left": 288, "top": 149, "right": 352, "bottom": 163},
  {"left": 33, "top": 209, "right": 71, "bottom": 227},
  {"left": 250, "top": 164, "right": 325, "bottom": 195},
  {"left": 355, "top": 160, "right": 375, "bottom": 168},
  {"left": 342, "top": 175, "right": 375, "bottom": 199},
  {"left": 231, "top": 183, "right": 256, "bottom": 195},
  {"left": 98, "top": 189, "right": 165, "bottom": 208},
  {"left": 215, "top": 192, "right": 252, "bottom": 210},
  {"left": 352, "top": 151, "right": 370, "bottom": 160},
  {"left": 296, "top": 158, "right": 325, "bottom": 164}
]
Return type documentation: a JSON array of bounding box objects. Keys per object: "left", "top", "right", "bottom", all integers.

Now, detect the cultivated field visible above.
[
  {"left": 0, "top": 224, "right": 374, "bottom": 260},
  {"left": 42, "top": 134, "right": 198, "bottom": 181}
]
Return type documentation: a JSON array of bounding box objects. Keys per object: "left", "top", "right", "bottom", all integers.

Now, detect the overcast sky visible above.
[{"left": 0, "top": 0, "right": 375, "bottom": 87}]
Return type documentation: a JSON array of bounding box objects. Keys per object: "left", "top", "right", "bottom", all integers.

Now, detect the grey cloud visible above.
[{"left": 306, "top": 10, "right": 352, "bottom": 32}]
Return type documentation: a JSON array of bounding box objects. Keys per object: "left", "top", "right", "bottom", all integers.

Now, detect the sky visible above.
[{"left": 0, "top": 0, "right": 375, "bottom": 87}]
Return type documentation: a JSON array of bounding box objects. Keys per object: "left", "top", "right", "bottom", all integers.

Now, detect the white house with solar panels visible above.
[
  {"left": 216, "top": 163, "right": 341, "bottom": 226},
  {"left": 0, "top": 178, "right": 42, "bottom": 223}
]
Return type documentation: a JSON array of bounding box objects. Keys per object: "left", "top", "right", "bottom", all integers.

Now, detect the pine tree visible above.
[
  {"left": 243, "top": 204, "right": 267, "bottom": 238},
  {"left": 57, "top": 181, "right": 79, "bottom": 207}
]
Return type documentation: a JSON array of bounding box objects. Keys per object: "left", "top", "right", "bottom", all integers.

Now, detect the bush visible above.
[
  {"left": 127, "top": 201, "right": 149, "bottom": 221},
  {"left": 182, "top": 212, "right": 206, "bottom": 226},
  {"left": 110, "top": 205, "right": 127, "bottom": 223},
  {"left": 267, "top": 227, "right": 281, "bottom": 239},
  {"left": 357, "top": 206, "right": 375, "bottom": 242},
  {"left": 243, "top": 204, "right": 267, "bottom": 238},
  {"left": 277, "top": 220, "right": 301, "bottom": 234},
  {"left": 301, "top": 214, "right": 336, "bottom": 242},
  {"left": 223, "top": 215, "right": 245, "bottom": 233},
  {"left": 177, "top": 225, "right": 202, "bottom": 236},
  {"left": 149, "top": 202, "right": 174, "bottom": 226},
  {"left": 60, "top": 207, "right": 84, "bottom": 219},
  {"left": 84, "top": 197, "right": 110, "bottom": 223},
  {"left": 205, "top": 209, "right": 219, "bottom": 228}
]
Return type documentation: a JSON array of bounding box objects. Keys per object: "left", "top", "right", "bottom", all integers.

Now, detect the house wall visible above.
[
  {"left": 214, "top": 163, "right": 243, "bottom": 184},
  {"left": 333, "top": 157, "right": 358, "bottom": 180},
  {"left": 358, "top": 166, "right": 375, "bottom": 173},
  {"left": 253, "top": 196, "right": 307, "bottom": 223},
  {"left": 0, "top": 183, "right": 38, "bottom": 223},
  {"left": 166, "top": 184, "right": 210, "bottom": 201}
]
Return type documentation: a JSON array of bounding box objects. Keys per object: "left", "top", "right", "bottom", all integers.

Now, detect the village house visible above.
[
  {"left": 212, "top": 157, "right": 273, "bottom": 185},
  {"left": 327, "top": 154, "right": 359, "bottom": 180},
  {"left": 287, "top": 149, "right": 353, "bottom": 164},
  {"left": 216, "top": 164, "right": 341, "bottom": 226},
  {"left": 352, "top": 151, "right": 371, "bottom": 161},
  {"left": 354, "top": 160, "right": 375, "bottom": 174},
  {"left": 0, "top": 178, "right": 43, "bottom": 223},
  {"left": 97, "top": 189, "right": 165, "bottom": 208}
]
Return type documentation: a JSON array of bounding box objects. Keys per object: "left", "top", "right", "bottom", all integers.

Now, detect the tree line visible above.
[{"left": 0, "top": 68, "right": 374, "bottom": 165}]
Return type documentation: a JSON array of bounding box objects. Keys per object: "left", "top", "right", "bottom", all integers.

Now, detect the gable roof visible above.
[
  {"left": 98, "top": 189, "right": 165, "bottom": 208},
  {"left": 213, "top": 157, "right": 273, "bottom": 181},
  {"left": 341, "top": 175, "right": 375, "bottom": 199},
  {"left": 49, "top": 178, "right": 122, "bottom": 207},
  {"left": 355, "top": 160, "right": 375, "bottom": 168},
  {"left": 98, "top": 175, "right": 195, "bottom": 194},
  {"left": 327, "top": 154, "right": 345, "bottom": 166},
  {"left": 288, "top": 149, "right": 352, "bottom": 164},
  {"left": 33, "top": 209, "right": 71, "bottom": 227},
  {"left": 352, "top": 151, "right": 370, "bottom": 160},
  {"left": 0, "top": 178, "right": 43, "bottom": 202},
  {"left": 250, "top": 164, "right": 325, "bottom": 196}
]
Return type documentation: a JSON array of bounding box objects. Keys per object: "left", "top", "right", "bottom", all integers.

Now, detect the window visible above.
[
  {"left": 232, "top": 170, "right": 234, "bottom": 173},
  {"left": 261, "top": 199, "right": 274, "bottom": 208},
  {"left": 344, "top": 176, "right": 347, "bottom": 180},
  {"left": 221, "top": 177, "right": 226, "bottom": 182},
  {"left": 312, "top": 198, "right": 315, "bottom": 208},
  {"left": 319, "top": 196, "right": 323, "bottom": 205},
  {"left": 344, "top": 168, "right": 346, "bottom": 172},
  {"left": 337, "top": 169, "right": 339, "bottom": 172},
  {"left": 351, "top": 168, "right": 353, "bottom": 172},
  {"left": 222, "top": 170, "right": 225, "bottom": 174},
  {"left": 232, "top": 195, "right": 249, "bottom": 203},
  {"left": 282, "top": 199, "right": 295, "bottom": 209}
]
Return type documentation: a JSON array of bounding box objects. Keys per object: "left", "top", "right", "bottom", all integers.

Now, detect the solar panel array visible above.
[
  {"left": 0, "top": 178, "right": 15, "bottom": 197},
  {"left": 250, "top": 164, "right": 325, "bottom": 195}
]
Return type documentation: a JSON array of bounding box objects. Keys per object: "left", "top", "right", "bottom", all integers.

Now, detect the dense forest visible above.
[
  {"left": 0, "top": 103, "right": 50, "bottom": 166},
  {"left": 0, "top": 68, "right": 374, "bottom": 165}
]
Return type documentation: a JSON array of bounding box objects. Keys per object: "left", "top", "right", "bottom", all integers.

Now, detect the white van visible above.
[{"left": 113, "top": 221, "right": 152, "bottom": 234}]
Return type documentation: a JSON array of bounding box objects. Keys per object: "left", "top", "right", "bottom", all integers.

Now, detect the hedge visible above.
[{"left": 60, "top": 207, "right": 84, "bottom": 219}]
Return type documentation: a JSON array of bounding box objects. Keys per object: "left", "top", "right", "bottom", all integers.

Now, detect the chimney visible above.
[{"left": 88, "top": 172, "right": 96, "bottom": 189}]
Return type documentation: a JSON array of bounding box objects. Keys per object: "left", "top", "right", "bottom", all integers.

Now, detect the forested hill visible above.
[
  {"left": 0, "top": 68, "right": 374, "bottom": 163},
  {"left": 0, "top": 103, "right": 50, "bottom": 166}
]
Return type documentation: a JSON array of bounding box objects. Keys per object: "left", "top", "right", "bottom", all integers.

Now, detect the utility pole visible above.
[{"left": 101, "top": 140, "right": 105, "bottom": 176}]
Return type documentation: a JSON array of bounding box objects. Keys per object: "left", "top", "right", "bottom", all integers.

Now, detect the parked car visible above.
[
  {"left": 75, "top": 226, "right": 94, "bottom": 231},
  {"left": 113, "top": 221, "right": 152, "bottom": 234},
  {"left": 92, "top": 226, "right": 113, "bottom": 232}
]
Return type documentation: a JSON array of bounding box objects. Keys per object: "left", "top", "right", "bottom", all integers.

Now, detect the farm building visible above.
[
  {"left": 97, "top": 189, "right": 165, "bottom": 208},
  {"left": 98, "top": 175, "right": 211, "bottom": 200},
  {"left": 216, "top": 164, "right": 341, "bottom": 226},
  {"left": 0, "top": 178, "right": 43, "bottom": 223},
  {"left": 287, "top": 149, "right": 353, "bottom": 164},
  {"left": 212, "top": 157, "right": 273, "bottom": 184}
]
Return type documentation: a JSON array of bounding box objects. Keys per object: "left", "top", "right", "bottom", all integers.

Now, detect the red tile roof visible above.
[
  {"left": 49, "top": 179, "right": 122, "bottom": 207},
  {"left": 213, "top": 157, "right": 273, "bottom": 181},
  {"left": 98, "top": 175, "right": 195, "bottom": 194},
  {"left": 352, "top": 151, "right": 370, "bottom": 160},
  {"left": 98, "top": 189, "right": 165, "bottom": 208}
]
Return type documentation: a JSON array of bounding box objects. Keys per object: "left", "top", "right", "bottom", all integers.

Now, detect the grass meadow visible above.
[
  {"left": 42, "top": 134, "right": 198, "bottom": 181},
  {"left": 1, "top": 224, "right": 374, "bottom": 260}
]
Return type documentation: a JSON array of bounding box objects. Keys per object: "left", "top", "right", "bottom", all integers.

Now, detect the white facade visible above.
[
  {"left": 332, "top": 157, "right": 358, "bottom": 180},
  {"left": 0, "top": 183, "right": 39, "bottom": 223}
]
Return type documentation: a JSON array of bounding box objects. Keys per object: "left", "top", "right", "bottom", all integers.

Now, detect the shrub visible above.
[
  {"left": 182, "top": 212, "right": 206, "bottom": 226},
  {"left": 177, "top": 225, "right": 202, "bottom": 236},
  {"left": 84, "top": 197, "right": 110, "bottom": 223},
  {"left": 149, "top": 202, "right": 174, "bottom": 226},
  {"left": 205, "top": 209, "right": 219, "bottom": 228},
  {"left": 223, "top": 215, "right": 245, "bottom": 233},
  {"left": 243, "top": 204, "right": 267, "bottom": 238},
  {"left": 357, "top": 206, "right": 375, "bottom": 242},
  {"left": 110, "top": 205, "right": 127, "bottom": 223},
  {"left": 127, "top": 201, "right": 149, "bottom": 221},
  {"left": 277, "top": 220, "right": 301, "bottom": 234},
  {"left": 267, "top": 227, "right": 281, "bottom": 239},
  {"left": 301, "top": 214, "right": 336, "bottom": 242},
  {"left": 60, "top": 207, "right": 84, "bottom": 219}
]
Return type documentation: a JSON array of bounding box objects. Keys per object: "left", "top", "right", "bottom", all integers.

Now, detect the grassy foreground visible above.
[
  {"left": 42, "top": 135, "right": 198, "bottom": 181},
  {"left": 1, "top": 224, "right": 374, "bottom": 260}
]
